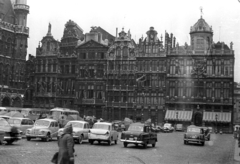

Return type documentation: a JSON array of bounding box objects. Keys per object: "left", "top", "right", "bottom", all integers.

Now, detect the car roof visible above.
[
  {"left": 37, "top": 118, "right": 56, "bottom": 122},
  {"left": 94, "top": 122, "right": 112, "bottom": 125},
  {"left": 9, "top": 117, "right": 30, "bottom": 120},
  {"left": 68, "top": 120, "right": 88, "bottom": 123}
]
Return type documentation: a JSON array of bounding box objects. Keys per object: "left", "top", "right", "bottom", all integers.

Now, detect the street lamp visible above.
[
  {"left": 176, "top": 111, "right": 178, "bottom": 124},
  {"left": 215, "top": 114, "right": 218, "bottom": 133}
]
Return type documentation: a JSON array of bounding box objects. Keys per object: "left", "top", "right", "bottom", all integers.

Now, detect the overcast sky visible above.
[{"left": 27, "top": 0, "right": 240, "bottom": 82}]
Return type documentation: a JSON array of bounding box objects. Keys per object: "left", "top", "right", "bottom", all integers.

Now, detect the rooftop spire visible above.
[
  {"left": 47, "top": 23, "right": 52, "bottom": 36},
  {"left": 200, "top": 6, "right": 203, "bottom": 18}
]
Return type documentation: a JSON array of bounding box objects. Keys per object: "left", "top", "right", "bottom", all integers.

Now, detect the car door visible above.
[{"left": 81, "top": 123, "right": 87, "bottom": 139}]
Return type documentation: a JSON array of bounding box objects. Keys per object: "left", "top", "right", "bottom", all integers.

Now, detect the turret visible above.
[{"left": 13, "top": 0, "right": 29, "bottom": 60}]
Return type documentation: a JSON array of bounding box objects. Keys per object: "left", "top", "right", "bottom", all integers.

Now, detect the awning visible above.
[
  {"left": 203, "top": 112, "right": 231, "bottom": 123},
  {"left": 165, "top": 110, "right": 193, "bottom": 121}
]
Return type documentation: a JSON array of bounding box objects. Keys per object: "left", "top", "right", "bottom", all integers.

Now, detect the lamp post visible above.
[
  {"left": 215, "top": 114, "right": 218, "bottom": 133},
  {"left": 176, "top": 111, "right": 178, "bottom": 125}
]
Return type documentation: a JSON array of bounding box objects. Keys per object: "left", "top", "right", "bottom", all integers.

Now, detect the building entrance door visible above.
[
  {"left": 2, "top": 97, "right": 10, "bottom": 107},
  {"left": 194, "top": 112, "right": 203, "bottom": 126}
]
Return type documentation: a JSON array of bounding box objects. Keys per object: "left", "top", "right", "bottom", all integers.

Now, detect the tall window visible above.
[
  {"left": 215, "top": 60, "right": 221, "bottom": 76},
  {"left": 205, "top": 82, "right": 211, "bottom": 98},
  {"left": 223, "top": 82, "right": 229, "bottom": 98},
  {"left": 186, "top": 81, "right": 192, "bottom": 97},
  {"left": 87, "top": 85, "right": 94, "bottom": 99},
  {"left": 224, "top": 60, "right": 230, "bottom": 76},
  {"left": 215, "top": 82, "right": 221, "bottom": 98},
  {"left": 178, "top": 82, "right": 184, "bottom": 96},
  {"left": 169, "top": 81, "right": 175, "bottom": 97},
  {"left": 89, "top": 66, "right": 95, "bottom": 77},
  {"left": 186, "top": 60, "right": 193, "bottom": 75},
  {"left": 207, "top": 60, "right": 213, "bottom": 75},
  {"left": 123, "top": 47, "right": 128, "bottom": 58},
  {"left": 170, "top": 60, "right": 175, "bottom": 75}
]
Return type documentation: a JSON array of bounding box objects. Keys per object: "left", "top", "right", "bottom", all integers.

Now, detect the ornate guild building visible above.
[
  {"left": 0, "top": 0, "right": 29, "bottom": 107},
  {"left": 164, "top": 16, "right": 234, "bottom": 132}
]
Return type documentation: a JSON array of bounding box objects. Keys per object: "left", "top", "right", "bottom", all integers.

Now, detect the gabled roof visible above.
[
  {"left": 95, "top": 26, "right": 115, "bottom": 42},
  {"left": 1, "top": 0, "right": 15, "bottom": 24},
  {"left": 76, "top": 39, "right": 108, "bottom": 49}
]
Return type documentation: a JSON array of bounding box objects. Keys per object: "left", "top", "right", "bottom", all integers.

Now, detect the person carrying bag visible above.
[{"left": 53, "top": 124, "right": 75, "bottom": 164}]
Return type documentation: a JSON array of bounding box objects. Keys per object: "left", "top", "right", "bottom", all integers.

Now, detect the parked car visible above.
[
  {"left": 0, "top": 115, "right": 11, "bottom": 121},
  {"left": 0, "top": 118, "right": 22, "bottom": 144},
  {"left": 88, "top": 122, "right": 118, "bottom": 145},
  {"left": 8, "top": 118, "right": 34, "bottom": 135},
  {"left": 26, "top": 118, "right": 59, "bottom": 142},
  {"left": 175, "top": 124, "right": 184, "bottom": 132},
  {"left": 163, "top": 123, "right": 174, "bottom": 133},
  {"left": 184, "top": 125, "right": 206, "bottom": 146},
  {"left": 121, "top": 122, "right": 157, "bottom": 148},
  {"left": 58, "top": 120, "right": 90, "bottom": 144}
]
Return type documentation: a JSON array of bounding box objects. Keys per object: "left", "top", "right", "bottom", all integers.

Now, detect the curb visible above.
[{"left": 234, "top": 140, "right": 240, "bottom": 162}]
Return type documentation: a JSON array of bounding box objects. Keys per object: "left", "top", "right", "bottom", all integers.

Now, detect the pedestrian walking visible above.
[{"left": 57, "top": 124, "right": 75, "bottom": 164}]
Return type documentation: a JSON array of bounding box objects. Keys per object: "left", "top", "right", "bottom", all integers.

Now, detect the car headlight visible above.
[{"left": 40, "top": 131, "right": 46, "bottom": 135}]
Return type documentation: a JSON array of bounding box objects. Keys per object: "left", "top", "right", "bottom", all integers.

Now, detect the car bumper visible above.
[
  {"left": 184, "top": 138, "right": 204, "bottom": 143},
  {"left": 88, "top": 134, "right": 109, "bottom": 140},
  {"left": 4, "top": 136, "right": 22, "bottom": 141},
  {"left": 120, "top": 139, "right": 144, "bottom": 144},
  {"left": 26, "top": 134, "right": 47, "bottom": 138}
]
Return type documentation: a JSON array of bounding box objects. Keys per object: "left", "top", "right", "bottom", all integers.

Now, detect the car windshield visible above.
[
  {"left": 128, "top": 125, "right": 143, "bottom": 132},
  {"left": 0, "top": 119, "right": 10, "bottom": 127},
  {"left": 66, "top": 122, "right": 83, "bottom": 128},
  {"left": 93, "top": 124, "right": 110, "bottom": 130},
  {"left": 34, "top": 120, "right": 50, "bottom": 127},
  {"left": 187, "top": 127, "right": 201, "bottom": 133},
  {"left": 8, "top": 119, "right": 21, "bottom": 125}
]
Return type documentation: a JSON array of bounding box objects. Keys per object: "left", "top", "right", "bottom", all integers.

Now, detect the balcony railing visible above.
[
  {"left": 14, "top": 4, "right": 30, "bottom": 13},
  {"left": 0, "top": 20, "right": 15, "bottom": 32},
  {"left": 15, "top": 25, "right": 29, "bottom": 35}
]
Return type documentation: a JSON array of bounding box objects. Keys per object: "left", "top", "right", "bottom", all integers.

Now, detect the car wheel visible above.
[
  {"left": 108, "top": 139, "right": 111, "bottom": 146},
  {"left": 201, "top": 142, "right": 205, "bottom": 146},
  {"left": 143, "top": 143, "right": 147, "bottom": 149},
  {"left": 123, "top": 142, "right": 128, "bottom": 148},
  {"left": 6, "top": 140, "right": 14, "bottom": 145},
  {"left": 115, "top": 139, "right": 117, "bottom": 144},
  {"left": 26, "top": 137, "right": 31, "bottom": 141},
  {"left": 98, "top": 141, "right": 101, "bottom": 144},
  {"left": 184, "top": 140, "right": 188, "bottom": 145},
  {"left": 45, "top": 133, "right": 51, "bottom": 142},
  {"left": 89, "top": 140, "right": 94, "bottom": 145},
  {"left": 77, "top": 135, "right": 83, "bottom": 144},
  {"left": 152, "top": 143, "right": 156, "bottom": 147}
]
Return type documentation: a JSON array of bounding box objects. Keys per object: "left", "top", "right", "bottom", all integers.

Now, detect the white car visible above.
[
  {"left": 58, "top": 120, "right": 90, "bottom": 144},
  {"left": 88, "top": 122, "right": 118, "bottom": 145},
  {"left": 163, "top": 123, "right": 174, "bottom": 133},
  {"left": 26, "top": 119, "right": 59, "bottom": 142}
]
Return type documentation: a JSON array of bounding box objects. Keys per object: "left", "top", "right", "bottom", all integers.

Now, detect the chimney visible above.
[{"left": 116, "top": 28, "right": 118, "bottom": 38}]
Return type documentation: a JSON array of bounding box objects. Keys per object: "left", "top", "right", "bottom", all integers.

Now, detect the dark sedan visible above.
[
  {"left": 184, "top": 125, "right": 205, "bottom": 146},
  {"left": 120, "top": 122, "right": 157, "bottom": 148},
  {"left": 0, "top": 118, "right": 22, "bottom": 144}
]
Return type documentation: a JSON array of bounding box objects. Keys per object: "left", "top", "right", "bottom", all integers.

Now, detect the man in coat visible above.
[{"left": 57, "top": 124, "right": 75, "bottom": 164}]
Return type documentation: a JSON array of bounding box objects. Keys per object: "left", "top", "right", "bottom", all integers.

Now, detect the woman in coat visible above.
[{"left": 57, "top": 124, "right": 75, "bottom": 164}]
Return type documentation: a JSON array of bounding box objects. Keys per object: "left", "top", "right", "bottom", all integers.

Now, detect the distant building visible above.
[
  {"left": 165, "top": 16, "right": 234, "bottom": 133},
  {"left": 234, "top": 82, "right": 240, "bottom": 125},
  {"left": 0, "top": 0, "right": 29, "bottom": 107}
]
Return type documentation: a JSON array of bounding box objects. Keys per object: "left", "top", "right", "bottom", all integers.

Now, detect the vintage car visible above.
[
  {"left": 175, "top": 124, "right": 184, "bottom": 132},
  {"left": 0, "top": 115, "right": 11, "bottom": 121},
  {"left": 26, "top": 118, "right": 59, "bottom": 142},
  {"left": 88, "top": 122, "right": 118, "bottom": 145},
  {"left": 120, "top": 122, "right": 157, "bottom": 148},
  {"left": 0, "top": 118, "right": 22, "bottom": 144},
  {"left": 184, "top": 125, "right": 206, "bottom": 146},
  {"left": 8, "top": 118, "right": 34, "bottom": 135},
  {"left": 58, "top": 120, "right": 90, "bottom": 144},
  {"left": 163, "top": 123, "right": 174, "bottom": 133}
]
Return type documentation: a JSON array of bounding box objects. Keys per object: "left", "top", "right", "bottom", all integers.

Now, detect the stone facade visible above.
[{"left": 0, "top": 0, "right": 29, "bottom": 107}]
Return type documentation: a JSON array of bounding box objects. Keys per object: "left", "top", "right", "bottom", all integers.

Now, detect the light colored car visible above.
[
  {"left": 88, "top": 122, "right": 118, "bottom": 145},
  {"left": 0, "top": 115, "right": 11, "bottom": 121},
  {"left": 163, "top": 123, "right": 174, "bottom": 133},
  {"left": 175, "top": 124, "right": 184, "bottom": 131},
  {"left": 8, "top": 118, "right": 34, "bottom": 135},
  {"left": 26, "top": 118, "right": 59, "bottom": 142},
  {"left": 58, "top": 120, "right": 90, "bottom": 144}
]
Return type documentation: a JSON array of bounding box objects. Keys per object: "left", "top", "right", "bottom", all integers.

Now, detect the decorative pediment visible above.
[{"left": 77, "top": 40, "right": 107, "bottom": 48}]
